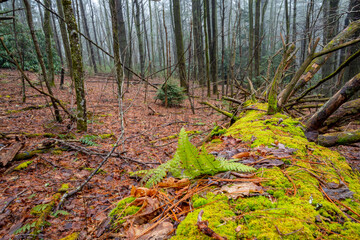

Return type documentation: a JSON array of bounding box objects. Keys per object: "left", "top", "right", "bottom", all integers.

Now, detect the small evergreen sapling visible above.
[{"left": 155, "top": 81, "right": 187, "bottom": 106}]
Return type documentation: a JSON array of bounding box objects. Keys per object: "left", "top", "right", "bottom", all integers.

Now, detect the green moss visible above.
[
  {"left": 173, "top": 192, "right": 236, "bottom": 240},
  {"left": 52, "top": 149, "right": 63, "bottom": 155},
  {"left": 99, "top": 133, "right": 114, "bottom": 139},
  {"left": 109, "top": 197, "right": 140, "bottom": 226},
  {"left": 59, "top": 232, "right": 79, "bottom": 240},
  {"left": 211, "top": 139, "right": 222, "bottom": 143},
  {"left": 58, "top": 183, "right": 70, "bottom": 193},
  {"left": 14, "top": 160, "right": 33, "bottom": 170}
]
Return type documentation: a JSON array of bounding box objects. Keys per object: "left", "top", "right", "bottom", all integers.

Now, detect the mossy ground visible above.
[{"left": 172, "top": 103, "right": 360, "bottom": 239}]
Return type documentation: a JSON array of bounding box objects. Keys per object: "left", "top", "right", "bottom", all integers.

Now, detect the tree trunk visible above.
[
  {"left": 79, "top": 0, "right": 97, "bottom": 73},
  {"left": 254, "top": 0, "right": 261, "bottom": 78},
  {"left": 43, "top": 0, "right": 55, "bottom": 86},
  {"left": 89, "top": 0, "right": 102, "bottom": 68},
  {"left": 62, "top": 0, "right": 87, "bottom": 131},
  {"left": 110, "top": 0, "right": 122, "bottom": 99},
  {"left": 306, "top": 72, "right": 360, "bottom": 131},
  {"left": 248, "top": 0, "right": 254, "bottom": 81},
  {"left": 210, "top": 0, "right": 218, "bottom": 94},
  {"left": 116, "top": 0, "right": 129, "bottom": 79},
  {"left": 204, "top": 0, "right": 211, "bottom": 97},
  {"left": 23, "top": 0, "right": 61, "bottom": 123},
  {"left": 56, "top": 0, "right": 73, "bottom": 81},
  {"left": 284, "top": 0, "right": 290, "bottom": 44},
  {"left": 192, "top": 0, "right": 205, "bottom": 86},
  {"left": 172, "top": 0, "right": 188, "bottom": 90},
  {"left": 134, "top": 0, "right": 145, "bottom": 79},
  {"left": 125, "top": 0, "right": 133, "bottom": 81}
]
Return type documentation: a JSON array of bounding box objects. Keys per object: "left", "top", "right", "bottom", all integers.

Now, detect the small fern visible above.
[
  {"left": 52, "top": 210, "right": 70, "bottom": 217},
  {"left": 133, "top": 128, "right": 255, "bottom": 187},
  {"left": 14, "top": 222, "right": 36, "bottom": 234},
  {"left": 80, "top": 135, "right": 98, "bottom": 146}
]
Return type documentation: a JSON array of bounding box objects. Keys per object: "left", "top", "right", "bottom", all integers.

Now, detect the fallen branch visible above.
[
  {"left": 222, "top": 96, "right": 243, "bottom": 105},
  {"left": 0, "top": 190, "right": 26, "bottom": 214},
  {"left": 200, "top": 101, "right": 238, "bottom": 120}
]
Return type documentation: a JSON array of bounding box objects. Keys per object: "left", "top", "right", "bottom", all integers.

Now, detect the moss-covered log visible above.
[
  {"left": 318, "top": 130, "right": 360, "bottom": 147},
  {"left": 321, "top": 98, "right": 360, "bottom": 130}
]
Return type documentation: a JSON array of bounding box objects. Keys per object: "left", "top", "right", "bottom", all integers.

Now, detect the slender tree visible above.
[
  {"left": 172, "top": 0, "right": 188, "bottom": 90},
  {"left": 79, "top": 0, "right": 97, "bottom": 73},
  {"left": 62, "top": 0, "right": 87, "bottom": 131},
  {"left": 192, "top": 0, "right": 205, "bottom": 86},
  {"left": 43, "top": 0, "right": 55, "bottom": 86},
  {"left": 210, "top": 0, "right": 218, "bottom": 94}
]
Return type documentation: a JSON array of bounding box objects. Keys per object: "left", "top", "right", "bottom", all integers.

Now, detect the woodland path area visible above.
[{"left": 0, "top": 69, "right": 227, "bottom": 239}]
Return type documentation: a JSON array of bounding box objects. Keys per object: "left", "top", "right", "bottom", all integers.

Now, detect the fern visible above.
[
  {"left": 14, "top": 222, "right": 36, "bottom": 234},
  {"left": 133, "top": 128, "right": 255, "bottom": 187},
  {"left": 80, "top": 135, "right": 98, "bottom": 146},
  {"left": 52, "top": 210, "right": 70, "bottom": 217}
]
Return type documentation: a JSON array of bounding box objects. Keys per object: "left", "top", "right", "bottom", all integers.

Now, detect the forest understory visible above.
[{"left": 0, "top": 69, "right": 360, "bottom": 239}]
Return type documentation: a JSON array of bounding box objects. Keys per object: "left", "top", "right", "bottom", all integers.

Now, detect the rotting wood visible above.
[{"left": 0, "top": 142, "right": 23, "bottom": 167}]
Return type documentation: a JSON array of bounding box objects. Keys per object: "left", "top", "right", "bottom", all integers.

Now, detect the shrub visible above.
[{"left": 155, "top": 81, "right": 186, "bottom": 106}]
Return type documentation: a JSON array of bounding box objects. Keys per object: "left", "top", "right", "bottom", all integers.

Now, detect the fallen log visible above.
[
  {"left": 320, "top": 98, "right": 360, "bottom": 131},
  {"left": 318, "top": 130, "right": 360, "bottom": 147},
  {"left": 306, "top": 72, "right": 360, "bottom": 131},
  {"left": 0, "top": 142, "right": 23, "bottom": 166}
]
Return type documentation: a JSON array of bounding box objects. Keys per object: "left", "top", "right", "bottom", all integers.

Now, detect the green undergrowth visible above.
[
  {"left": 171, "top": 103, "right": 360, "bottom": 239},
  {"left": 109, "top": 197, "right": 140, "bottom": 227}
]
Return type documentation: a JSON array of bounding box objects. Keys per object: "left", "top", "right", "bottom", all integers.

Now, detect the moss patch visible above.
[
  {"left": 14, "top": 160, "right": 33, "bottom": 171},
  {"left": 172, "top": 192, "right": 237, "bottom": 240},
  {"left": 109, "top": 197, "right": 140, "bottom": 227}
]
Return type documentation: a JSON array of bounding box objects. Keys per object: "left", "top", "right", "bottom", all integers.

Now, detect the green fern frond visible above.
[
  {"left": 133, "top": 128, "right": 256, "bottom": 187},
  {"left": 80, "top": 135, "right": 98, "bottom": 146}
]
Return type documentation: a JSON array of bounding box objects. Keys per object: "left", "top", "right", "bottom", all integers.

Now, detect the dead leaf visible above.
[
  {"left": 127, "top": 221, "right": 173, "bottom": 240},
  {"left": 231, "top": 152, "right": 250, "bottom": 159},
  {"left": 131, "top": 186, "right": 158, "bottom": 198},
  {"left": 218, "top": 182, "right": 264, "bottom": 199},
  {"left": 158, "top": 177, "right": 190, "bottom": 188}
]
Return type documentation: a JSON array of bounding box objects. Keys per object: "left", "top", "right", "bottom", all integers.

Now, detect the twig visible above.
[
  {"left": 196, "top": 210, "right": 228, "bottom": 240},
  {"left": 0, "top": 190, "right": 26, "bottom": 213},
  {"left": 281, "top": 170, "right": 297, "bottom": 196}
]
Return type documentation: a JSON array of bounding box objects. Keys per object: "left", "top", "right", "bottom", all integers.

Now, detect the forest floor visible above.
[{"left": 0, "top": 69, "right": 359, "bottom": 239}]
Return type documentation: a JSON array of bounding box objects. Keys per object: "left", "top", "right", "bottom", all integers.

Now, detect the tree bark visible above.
[
  {"left": 192, "top": 0, "right": 205, "bottom": 86},
  {"left": 62, "top": 0, "right": 87, "bottom": 131},
  {"left": 43, "top": 0, "right": 55, "bottom": 86},
  {"left": 254, "top": 0, "right": 261, "bottom": 78},
  {"left": 306, "top": 72, "right": 360, "bottom": 131},
  {"left": 134, "top": 0, "right": 145, "bottom": 79},
  {"left": 248, "top": 0, "right": 254, "bottom": 81},
  {"left": 56, "top": 0, "right": 73, "bottom": 81},
  {"left": 79, "top": 0, "right": 98, "bottom": 73},
  {"left": 210, "top": 0, "right": 218, "bottom": 94},
  {"left": 110, "top": 0, "right": 122, "bottom": 99},
  {"left": 115, "top": 0, "right": 129, "bottom": 79},
  {"left": 172, "top": 0, "right": 188, "bottom": 90}
]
